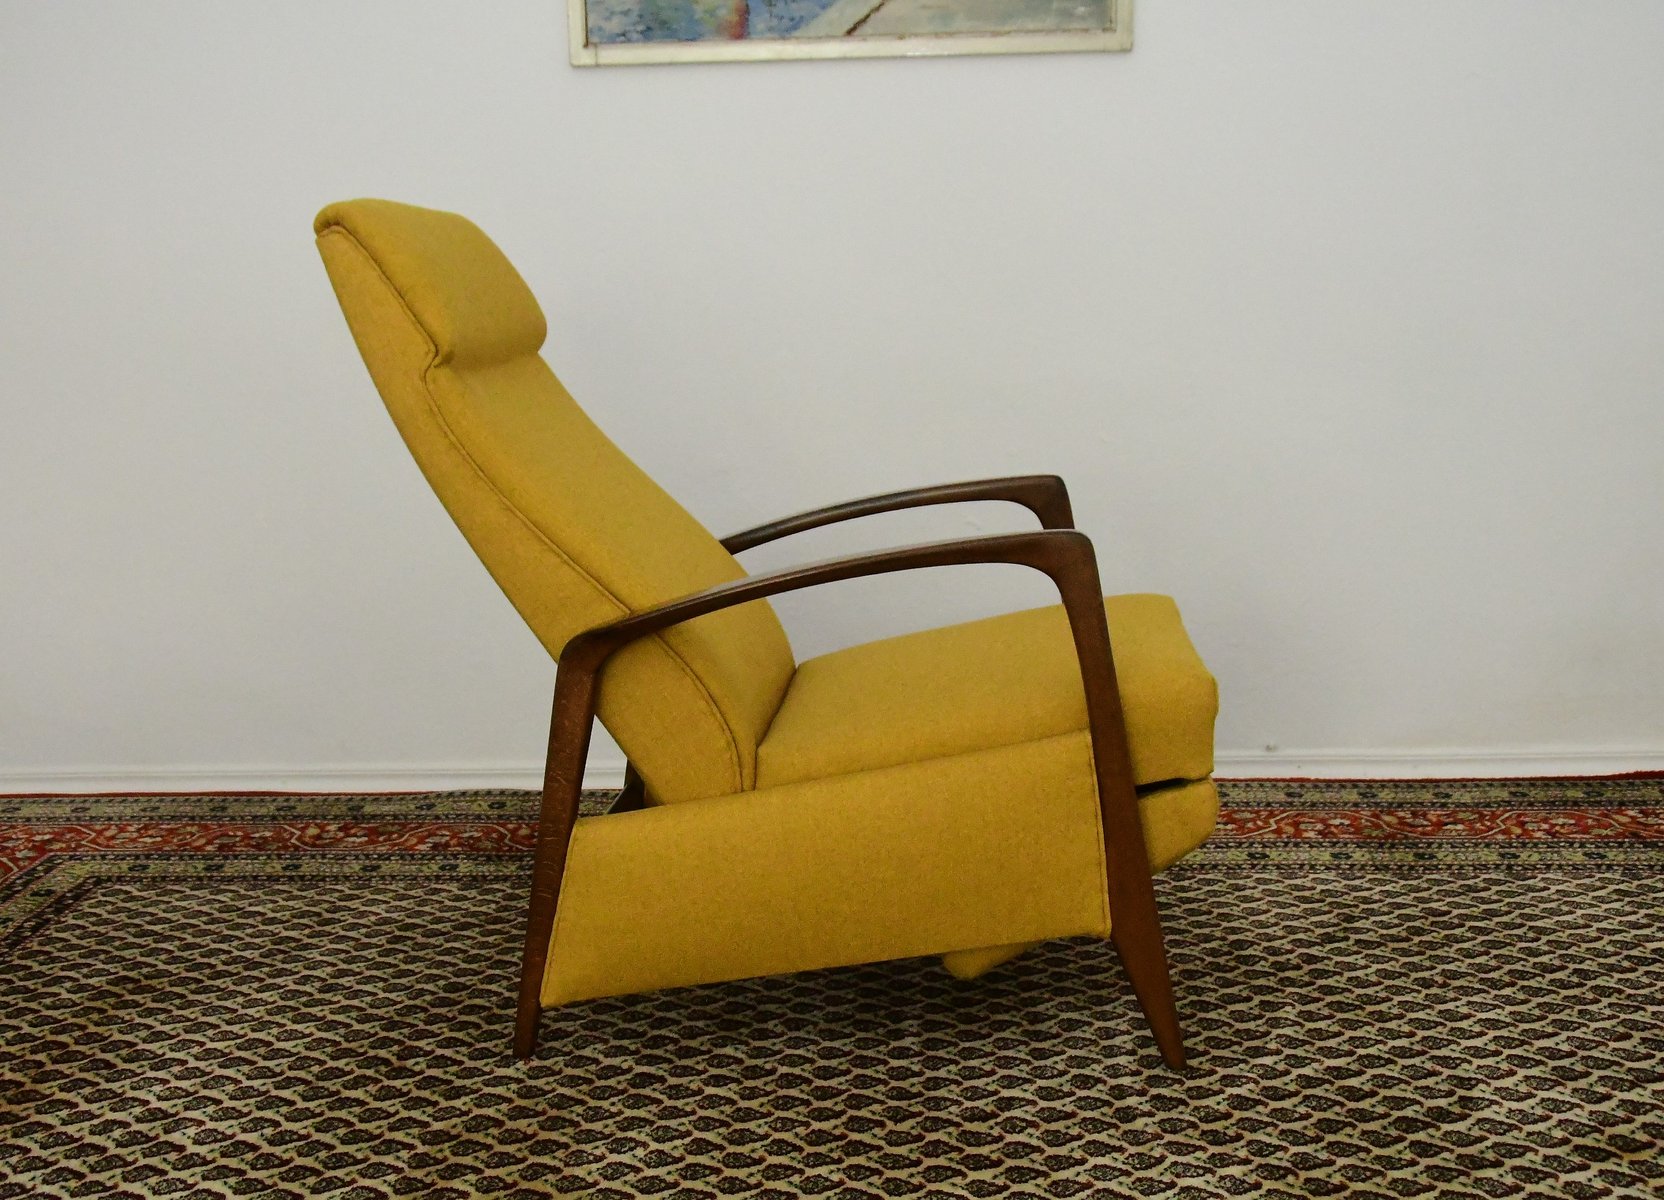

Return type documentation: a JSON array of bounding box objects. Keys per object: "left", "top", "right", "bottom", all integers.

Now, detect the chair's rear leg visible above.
[{"left": 515, "top": 666, "right": 599, "bottom": 1061}]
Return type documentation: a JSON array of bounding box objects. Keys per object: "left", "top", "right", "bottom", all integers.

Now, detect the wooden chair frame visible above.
[{"left": 516, "top": 475, "right": 1187, "bottom": 1068}]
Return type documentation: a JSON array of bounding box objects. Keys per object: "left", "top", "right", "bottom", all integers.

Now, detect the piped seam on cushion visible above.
[
  {"left": 758, "top": 724, "right": 1209, "bottom": 796},
  {"left": 318, "top": 224, "right": 745, "bottom": 794}
]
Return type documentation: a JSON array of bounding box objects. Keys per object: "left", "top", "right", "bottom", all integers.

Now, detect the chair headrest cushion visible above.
[{"left": 315, "top": 199, "right": 546, "bottom": 367}]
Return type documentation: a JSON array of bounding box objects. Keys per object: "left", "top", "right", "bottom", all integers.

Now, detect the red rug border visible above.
[{"left": 2, "top": 770, "right": 1660, "bottom": 800}]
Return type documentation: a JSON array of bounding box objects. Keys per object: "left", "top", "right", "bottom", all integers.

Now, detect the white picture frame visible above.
[{"left": 569, "top": 0, "right": 1133, "bottom": 67}]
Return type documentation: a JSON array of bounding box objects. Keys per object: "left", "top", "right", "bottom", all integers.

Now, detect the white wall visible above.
[{"left": 3, "top": 1, "right": 1661, "bottom": 789}]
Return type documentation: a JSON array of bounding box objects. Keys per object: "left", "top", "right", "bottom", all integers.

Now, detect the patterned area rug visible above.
[{"left": 2, "top": 780, "right": 1661, "bottom": 1199}]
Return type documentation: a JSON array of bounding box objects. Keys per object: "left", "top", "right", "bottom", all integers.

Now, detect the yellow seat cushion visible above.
[{"left": 757, "top": 594, "right": 1216, "bottom": 791}]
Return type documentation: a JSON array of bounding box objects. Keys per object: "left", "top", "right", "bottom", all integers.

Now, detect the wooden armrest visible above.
[
  {"left": 719, "top": 475, "right": 1074, "bottom": 554},
  {"left": 564, "top": 527, "right": 1087, "bottom": 674}
]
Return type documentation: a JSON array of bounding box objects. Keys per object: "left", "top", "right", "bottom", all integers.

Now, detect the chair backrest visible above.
[{"left": 314, "top": 199, "right": 795, "bottom": 802}]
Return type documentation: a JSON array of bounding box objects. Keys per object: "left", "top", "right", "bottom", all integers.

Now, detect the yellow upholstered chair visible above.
[{"left": 314, "top": 199, "right": 1218, "bottom": 1068}]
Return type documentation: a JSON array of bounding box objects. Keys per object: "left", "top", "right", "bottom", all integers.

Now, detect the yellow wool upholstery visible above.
[
  {"left": 545, "top": 733, "right": 1110, "bottom": 1005},
  {"left": 758, "top": 594, "right": 1216, "bottom": 791},
  {"left": 547, "top": 763, "right": 1219, "bottom": 1004},
  {"left": 938, "top": 776, "right": 1218, "bottom": 980},
  {"left": 314, "top": 200, "right": 794, "bottom": 801},
  {"left": 314, "top": 198, "right": 1220, "bottom": 1023},
  {"left": 316, "top": 197, "right": 546, "bottom": 369}
]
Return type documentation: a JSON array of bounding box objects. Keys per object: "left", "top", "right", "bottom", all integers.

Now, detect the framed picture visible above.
[{"left": 569, "top": 0, "right": 1133, "bottom": 66}]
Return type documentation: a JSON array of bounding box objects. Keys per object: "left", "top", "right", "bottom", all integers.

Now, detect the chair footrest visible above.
[{"left": 543, "top": 733, "right": 1117, "bottom": 1006}]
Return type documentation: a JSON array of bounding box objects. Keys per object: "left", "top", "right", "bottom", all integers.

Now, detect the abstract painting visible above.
[{"left": 570, "top": 0, "right": 1132, "bottom": 65}]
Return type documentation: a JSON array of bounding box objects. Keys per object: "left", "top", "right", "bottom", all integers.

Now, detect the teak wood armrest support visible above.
[
  {"left": 517, "top": 527, "right": 1186, "bottom": 1068},
  {"left": 719, "top": 474, "right": 1075, "bottom": 554}
]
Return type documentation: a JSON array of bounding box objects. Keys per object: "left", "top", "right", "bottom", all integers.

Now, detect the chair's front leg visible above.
[
  {"left": 1052, "top": 551, "right": 1188, "bottom": 1070},
  {"left": 515, "top": 661, "right": 601, "bottom": 1061}
]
